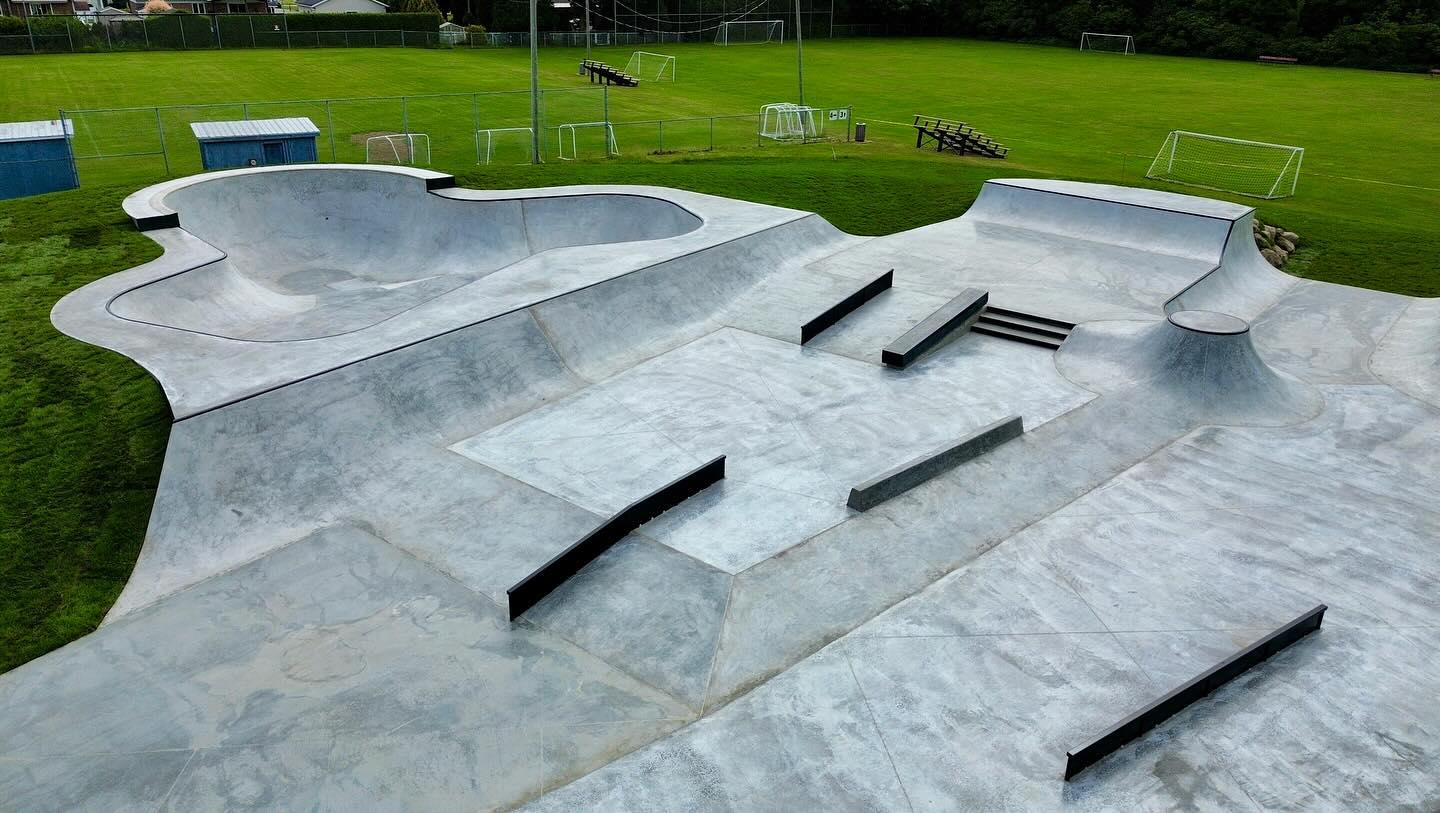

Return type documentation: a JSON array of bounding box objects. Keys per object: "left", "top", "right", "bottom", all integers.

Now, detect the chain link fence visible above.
[
  {"left": 59, "top": 88, "right": 609, "bottom": 184},
  {"left": 53, "top": 89, "right": 851, "bottom": 186}
]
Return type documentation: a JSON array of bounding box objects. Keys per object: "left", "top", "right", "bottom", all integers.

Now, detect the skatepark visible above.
[{"left": 6, "top": 164, "right": 1439, "bottom": 810}]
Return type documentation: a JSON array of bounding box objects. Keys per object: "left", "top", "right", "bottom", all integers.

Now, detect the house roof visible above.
[
  {"left": 96, "top": 6, "right": 140, "bottom": 14},
  {"left": 296, "top": 0, "right": 388, "bottom": 8},
  {"left": 190, "top": 117, "right": 320, "bottom": 142},
  {"left": 0, "top": 120, "right": 75, "bottom": 144}
]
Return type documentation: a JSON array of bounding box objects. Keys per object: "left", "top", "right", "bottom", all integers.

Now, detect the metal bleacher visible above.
[
  {"left": 912, "top": 115, "right": 1009, "bottom": 159},
  {"left": 580, "top": 60, "right": 640, "bottom": 87}
]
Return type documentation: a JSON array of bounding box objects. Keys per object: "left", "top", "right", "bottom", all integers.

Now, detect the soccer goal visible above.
[
  {"left": 475, "top": 127, "right": 534, "bottom": 165},
  {"left": 366, "top": 133, "right": 431, "bottom": 166},
  {"left": 759, "top": 103, "right": 821, "bottom": 142},
  {"left": 1079, "top": 32, "right": 1135, "bottom": 54},
  {"left": 624, "top": 51, "right": 676, "bottom": 82},
  {"left": 715, "top": 20, "right": 783, "bottom": 45},
  {"left": 557, "top": 121, "right": 619, "bottom": 161},
  {"left": 1145, "top": 131, "right": 1304, "bottom": 199}
]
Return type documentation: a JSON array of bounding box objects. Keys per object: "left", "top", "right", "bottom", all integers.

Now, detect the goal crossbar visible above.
[
  {"left": 556, "top": 121, "right": 619, "bottom": 161},
  {"left": 475, "top": 127, "right": 534, "bottom": 165},
  {"left": 366, "top": 133, "right": 431, "bottom": 167},
  {"left": 1080, "top": 32, "right": 1135, "bottom": 54},
  {"left": 1145, "top": 130, "right": 1304, "bottom": 199},
  {"left": 623, "top": 51, "right": 676, "bottom": 82},
  {"left": 715, "top": 19, "right": 783, "bottom": 45}
]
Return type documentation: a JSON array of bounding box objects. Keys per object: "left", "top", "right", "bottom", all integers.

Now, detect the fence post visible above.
[
  {"left": 249, "top": 16, "right": 255, "bottom": 48},
  {"left": 178, "top": 15, "right": 187, "bottom": 49},
  {"left": 242, "top": 102, "right": 249, "bottom": 120},
  {"left": 59, "top": 110, "right": 80, "bottom": 189},
  {"left": 471, "top": 93, "right": 479, "bottom": 133},
  {"left": 104, "top": 20, "right": 111, "bottom": 50},
  {"left": 324, "top": 100, "right": 337, "bottom": 161},
  {"left": 658, "top": 120, "right": 663, "bottom": 152},
  {"left": 65, "top": 20, "right": 73, "bottom": 52},
  {"left": 709, "top": 116, "right": 714, "bottom": 150},
  {"left": 401, "top": 96, "right": 409, "bottom": 134},
  {"left": 155, "top": 107, "right": 170, "bottom": 175},
  {"left": 284, "top": 15, "right": 290, "bottom": 49},
  {"left": 214, "top": 15, "right": 221, "bottom": 49},
  {"left": 401, "top": 30, "right": 405, "bottom": 48},
  {"left": 26, "top": 17, "right": 35, "bottom": 53}
]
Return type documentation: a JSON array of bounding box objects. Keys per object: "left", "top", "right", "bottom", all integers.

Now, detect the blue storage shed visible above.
[
  {"left": 190, "top": 118, "right": 321, "bottom": 171},
  {"left": 0, "top": 120, "right": 79, "bottom": 201}
]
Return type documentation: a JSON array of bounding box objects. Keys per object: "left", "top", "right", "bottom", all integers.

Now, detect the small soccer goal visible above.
[
  {"left": 366, "top": 133, "right": 431, "bottom": 166},
  {"left": 715, "top": 20, "right": 783, "bottom": 45},
  {"left": 624, "top": 51, "right": 676, "bottom": 82},
  {"left": 1145, "top": 130, "right": 1304, "bottom": 199},
  {"left": 475, "top": 127, "right": 534, "bottom": 165},
  {"left": 1079, "top": 32, "right": 1135, "bottom": 54},
  {"left": 557, "top": 121, "right": 619, "bottom": 161},
  {"left": 759, "top": 103, "right": 821, "bottom": 142}
]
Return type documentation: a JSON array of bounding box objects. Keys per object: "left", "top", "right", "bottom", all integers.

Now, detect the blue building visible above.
[
  {"left": 0, "top": 120, "right": 79, "bottom": 201},
  {"left": 190, "top": 118, "right": 321, "bottom": 171}
]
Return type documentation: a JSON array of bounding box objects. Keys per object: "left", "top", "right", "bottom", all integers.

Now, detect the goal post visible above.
[
  {"left": 715, "top": 20, "right": 783, "bottom": 45},
  {"left": 1145, "top": 130, "right": 1304, "bottom": 199},
  {"left": 365, "top": 133, "right": 431, "bottom": 167},
  {"left": 759, "top": 103, "right": 821, "bottom": 142},
  {"left": 1080, "top": 32, "right": 1135, "bottom": 54},
  {"left": 556, "top": 121, "right": 619, "bottom": 161},
  {"left": 623, "top": 51, "right": 676, "bottom": 82}
]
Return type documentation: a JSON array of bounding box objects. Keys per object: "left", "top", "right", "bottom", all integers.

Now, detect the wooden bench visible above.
[{"left": 1258, "top": 55, "right": 1298, "bottom": 65}]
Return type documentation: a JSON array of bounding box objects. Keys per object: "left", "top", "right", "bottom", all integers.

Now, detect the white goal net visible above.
[
  {"left": 759, "top": 103, "right": 820, "bottom": 142},
  {"left": 624, "top": 51, "right": 676, "bottom": 82},
  {"left": 366, "top": 133, "right": 431, "bottom": 166},
  {"left": 1146, "top": 131, "right": 1304, "bottom": 199},
  {"left": 1079, "top": 32, "right": 1135, "bottom": 54},
  {"left": 715, "top": 20, "right": 783, "bottom": 45}
]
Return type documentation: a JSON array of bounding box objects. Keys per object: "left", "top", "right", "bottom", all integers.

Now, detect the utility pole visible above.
[
  {"left": 584, "top": 0, "right": 591, "bottom": 61},
  {"left": 530, "top": 0, "right": 541, "bottom": 163},
  {"left": 794, "top": 0, "right": 805, "bottom": 105}
]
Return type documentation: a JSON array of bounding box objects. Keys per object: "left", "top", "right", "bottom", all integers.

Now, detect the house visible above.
[
  {"left": 295, "top": 0, "right": 385, "bottom": 12},
  {"left": 125, "top": 0, "right": 269, "bottom": 13},
  {"left": 1, "top": 0, "right": 80, "bottom": 19}
]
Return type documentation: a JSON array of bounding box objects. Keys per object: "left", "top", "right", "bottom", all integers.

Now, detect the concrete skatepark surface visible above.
[{"left": 10, "top": 165, "right": 1440, "bottom": 810}]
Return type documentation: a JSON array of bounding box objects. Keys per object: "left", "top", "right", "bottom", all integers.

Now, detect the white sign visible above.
[{"left": 828, "top": 109, "right": 849, "bottom": 121}]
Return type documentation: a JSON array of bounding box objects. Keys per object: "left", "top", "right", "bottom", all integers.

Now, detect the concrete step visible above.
[
  {"left": 983, "top": 305, "right": 1075, "bottom": 331},
  {"left": 978, "top": 310, "right": 1071, "bottom": 340},
  {"left": 971, "top": 321, "right": 1065, "bottom": 350}
]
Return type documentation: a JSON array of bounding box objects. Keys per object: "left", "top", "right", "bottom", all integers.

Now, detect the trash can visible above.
[{"left": 855, "top": 122, "right": 867, "bottom": 143}]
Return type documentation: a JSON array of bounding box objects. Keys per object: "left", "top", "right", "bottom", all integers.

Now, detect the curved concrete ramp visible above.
[
  {"left": 1058, "top": 310, "right": 1322, "bottom": 425},
  {"left": 108, "top": 168, "right": 702, "bottom": 341},
  {"left": 18, "top": 168, "right": 1440, "bottom": 812}
]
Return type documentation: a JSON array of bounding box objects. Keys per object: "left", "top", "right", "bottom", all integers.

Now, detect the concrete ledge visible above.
[
  {"left": 132, "top": 212, "right": 180, "bottom": 232},
  {"left": 847, "top": 415, "right": 1023, "bottom": 511},
  {"left": 881, "top": 287, "right": 988, "bottom": 368},
  {"left": 1064, "top": 603, "right": 1327, "bottom": 780},
  {"left": 507, "top": 456, "right": 725, "bottom": 621},
  {"left": 800, "top": 269, "right": 893, "bottom": 344}
]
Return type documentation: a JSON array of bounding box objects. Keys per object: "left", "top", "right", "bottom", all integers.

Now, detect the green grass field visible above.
[{"left": 1, "top": 38, "right": 1437, "bottom": 672}]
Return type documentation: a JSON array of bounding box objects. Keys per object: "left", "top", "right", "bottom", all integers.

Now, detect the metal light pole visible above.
[
  {"left": 794, "top": 0, "right": 805, "bottom": 105},
  {"left": 530, "top": 0, "right": 541, "bottom": 163},
  {"left": 584, "top": 0, "right": 591, "bottom": 62}
]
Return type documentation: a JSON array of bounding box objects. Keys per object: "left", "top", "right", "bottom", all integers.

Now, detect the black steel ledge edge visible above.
[
  {"left": 505, "top": 455, "right": 726, "bottom": 621},
  {"left": 425, "top": 175, "right": 458, "bottom": 191},
  {"left": 881, "top": 287, "right": 988, "bottom": 369},
  {"left": 800, "top": 269, "right": 894, "bottom": 345},
  {"left": 133, "top": 212, "right": 181, "bottom": 232},
  {"left": 1064, "top": 603, "right": 1327, "bottom": 781}
]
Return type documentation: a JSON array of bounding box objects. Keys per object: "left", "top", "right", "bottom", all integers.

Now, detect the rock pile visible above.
[{"left": 1253, "top": 220, "right": 1300, "bottom": 269}]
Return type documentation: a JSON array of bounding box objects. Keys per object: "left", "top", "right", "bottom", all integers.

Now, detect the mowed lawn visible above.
[{"left": 1, "top": 39, "right": 1437, "bottom": 673}]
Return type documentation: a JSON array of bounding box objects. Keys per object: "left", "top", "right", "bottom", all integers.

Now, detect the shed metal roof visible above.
[
  {"left": 0, "top": 120, "right": 75, "bottom": 144},
  {"left": 190, "top": 117, "right": 320, "bottom": 142}
]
